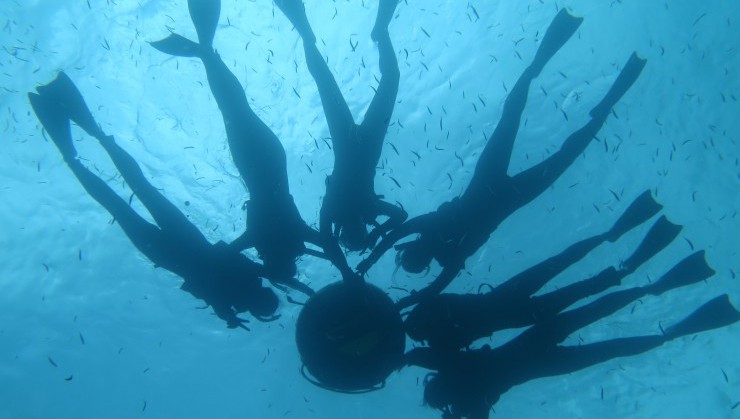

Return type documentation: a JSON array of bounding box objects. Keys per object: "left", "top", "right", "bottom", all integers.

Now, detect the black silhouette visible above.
[
  {"left": 150, "top": 0, "right": 358, "bottom": 289},
  {"left": 405, "top": 193, "right": 685, "bottom": 351},
  {"left": 28, "top": 72, "right": 278, "bottom": 329},
  {"left": 406, "top": 271, "right": 737, "bottom": 419},
  {"left": 275, "top": 0, "right": 407, "bottom": 252},
  {"left": 358, "top": 9, "right": 648, "bottom": 308}
]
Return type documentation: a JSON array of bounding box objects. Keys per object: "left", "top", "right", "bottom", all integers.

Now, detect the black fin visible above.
[
  {"left": 665, "top": 294, "right": 740, "bottom": 339},
  {"left": 28, "top": 92, "right": 76, "bottom": 158},
  {"left": 590, "top": 52, "right": 647, "bottom": 119},
  {"left": 36, "top": 72, "right": 104, "bottom": 138},
  {"left": 607, "top": 190, "right": 662, "bottom": 242},
  {"left": 621, "top": 215, "right": 682, "bottom": 272},
  {"left": 531, "top": 9, "right": 583, "bottom": 71},
  {"left": 188, "top": 0, "right": 220, "bottom": 47},
  {"left": 150, "top": 33, "right": 202, "bottom": 57},
  {"left": 649, "top": 250, "right": 715, "bottom": 296}
]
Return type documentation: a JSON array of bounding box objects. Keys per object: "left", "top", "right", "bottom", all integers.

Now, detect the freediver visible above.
[
  {"left": 150, "top": 0, "right": 360, "bottom": 289},
  {"left": 28, "top": 72, "right": 278, "bottom": 329},
  {"left": 405, "top": 192, "right": 692, "bottom": 351},
  {"left": 274, "top": 0, "right": 407, "bottom": 252},
  {"left": 357, "top": 9, "right": 648, "bottom": 308},
  {"left": 406, "top": 279, "right": 738, "bottom": 418}
]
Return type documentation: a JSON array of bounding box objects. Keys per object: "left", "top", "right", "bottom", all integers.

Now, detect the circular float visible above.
[{"left": 295, "top": 281, "right": 405, "bottom": 392}]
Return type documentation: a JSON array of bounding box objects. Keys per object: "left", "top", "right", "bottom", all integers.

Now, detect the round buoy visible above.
[{"left": 295, "top": 281, "right": 405, "bottom": 392}]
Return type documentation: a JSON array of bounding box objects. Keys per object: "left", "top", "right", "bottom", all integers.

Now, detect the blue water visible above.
[{"left": 1, "top": 1, "right": 738, "bottom": 418}]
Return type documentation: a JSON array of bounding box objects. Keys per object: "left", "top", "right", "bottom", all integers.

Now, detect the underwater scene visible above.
[{"left": 1, "top": 0, "right": 738, "bottom": 418}]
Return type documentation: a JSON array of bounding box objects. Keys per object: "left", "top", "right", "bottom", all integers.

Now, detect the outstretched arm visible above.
[
  {"left": 366, "top": 199, "right": 407, "bottom": 247},
  {"left": 356, "top": 214, "right": 428, "bottom": 274},
  {"left": 395, "top": 263, "right": 463, "bottom": 309}
]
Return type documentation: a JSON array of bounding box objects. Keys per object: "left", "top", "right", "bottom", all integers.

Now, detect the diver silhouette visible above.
[
  {"left": 274, "top": 0, "right": 407, "bottom": 252},
  {"left": 28, "top": 72, "right": 278, "bottom": 329},
  {"left": 405, "top": 191, "right": 691, "bottom": 351},
  {"left": 358, "top": 9, "right": 648, "bottom": 308},
  {"left": 150, "top": 0, "right": 358, "bottom": 288},
  {"left": 406, "top": 279, "right": 738, "bottom": 419}
]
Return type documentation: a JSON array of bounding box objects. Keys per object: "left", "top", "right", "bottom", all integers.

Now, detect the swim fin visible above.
[
  {"left": 620, "top": 215, "right": 682, "bottom": 273},
  {"left": 188, "top": 0, "right": 220, "bottom": 47},
  {"left": 664, "top": 294, "right": 740, "bottom": 339},
  {"left": 274, "top": 0, "right": 316, "bottom": 44},
  {"left": 150, "top": 33, "right": 203, "bottom": 58},
  {"left": 606, "top": 190, "right": 662, "bottom": 242},
  {"left": 531, "top": 9, "right": 583, "bottom": 73},
  {"left": 590, "top": 52, "right": 647, "bottom": 120},
  {"left": 28, "top": 92, "right": 76, "bottom": 159},
  {"left": 36, "top": 72, "right": 104, "bottom": 139},
  {"left": 648, "top": 250, "right": 715, "bottom": 296}
]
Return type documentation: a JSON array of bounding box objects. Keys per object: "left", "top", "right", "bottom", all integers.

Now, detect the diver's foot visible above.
[
  {"left": 28, "top": 92, "right": 77, "bottom": 159},
  {"left": 664, "top": 294, "right": 740, "bottom": 339},
  {"left": 274, "top": 0, "right": 317, "bottom": 44},
  {"left": 371, "top": 0, "right": 399, "bottom": 42},
  {"left": 619, "top": 215, "right": 682, "bottom": 273},
  {"left": 531, "top": 9, "right": 583, "bottom": 73},
  {"left": 606, "top": 190, "right": 662, "bottom": 243},
  {"left": 589, "top": 52, "right": 647, "bottom": 120},
  {"left": 36, "top": 72, "right": 106, "bottom": 139},
  {"left": 647, "top": 251, "right": 714, "bottom": 296}
]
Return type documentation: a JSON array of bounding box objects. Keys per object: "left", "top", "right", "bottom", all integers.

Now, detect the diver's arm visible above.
[
  {"left": 396, "top": 264, "right": 463, "bottom": 309},
  {"left": 303, "top": 225, "right": 360, "bottom": 285},
  {"left": 268, "top": 276, "right": 315, "bottom": 297},
  {"left": 356, "top": 214, "right": 427, "bottom": 275},
  {"left": 367, "top": 199, "right": 408, "bottom": 247}
]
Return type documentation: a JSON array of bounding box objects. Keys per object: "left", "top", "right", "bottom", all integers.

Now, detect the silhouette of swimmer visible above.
[
  {"left": 150, "top": 0, "right": 358, "bottom": 288},
  {"left": 275, "top": 0, "right": 407, "bottom": 252},
  {"left": 28, "top": 72, "right": 278, "bottom": 329},
  {"left": 406, "top": 193, "right": 688, "bottom": 351},
  {"left": 406, "top": 280, "right": 738, "bottom": 419},
  {"left": 358, "top": 9, "right": 648, "bottom": 308}
]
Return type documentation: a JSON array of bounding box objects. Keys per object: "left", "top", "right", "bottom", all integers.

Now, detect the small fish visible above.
[
  {"left": 420, "top": 27, "right": 431, "bottom": 38},
  {"left": 79, "top": 333, "right": 85, "bottom": 345},
  {"left": 388, "top": 176, "right": 401, "bottom": 188},
  {"left": 48, "top": 356, "right": 58, "bottom": 367},
  {"left": 65, "top": 375, "right": 73, "bottom": 381}
]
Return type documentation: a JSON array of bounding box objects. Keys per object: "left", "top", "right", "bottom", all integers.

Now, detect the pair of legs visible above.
[
  {"left": 276, "top": 0, "right": 406, "bottom": 250},
  {"left": 28, "top": 72, "right": 275, "bottom": 327}
]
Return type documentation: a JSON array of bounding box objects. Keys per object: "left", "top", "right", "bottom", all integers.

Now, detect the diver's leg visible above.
[
  {"left": 94, "top": 135, "right": 207, "bottom": 245},
  {"left": 274, "top": 0, "right": 316, "bottom": 43},
  {"left": 510, "top": 53, "right": 646, "bottom": 202},
  {"left": 471, "top": 9, "right": 582, "bottom": 185},
  {"left": 301, "top": 34, "right": 355, "bottom": 149},
  {"left": 29, "top": 93, "right": 167, "bottom": 258},
  {"left": 358, "top": 1, "right": 400, "bottom": 165},
  {"left": 494, "top": 234, "right": 605, "bottom": 301},
  {"left": 275, "top": 1, "right": 355, "bottom": 149}
]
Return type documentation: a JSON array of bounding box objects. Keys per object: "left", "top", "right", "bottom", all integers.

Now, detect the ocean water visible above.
[{"left": 1, "top": 1, "right": 738, "bottom": 418}]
